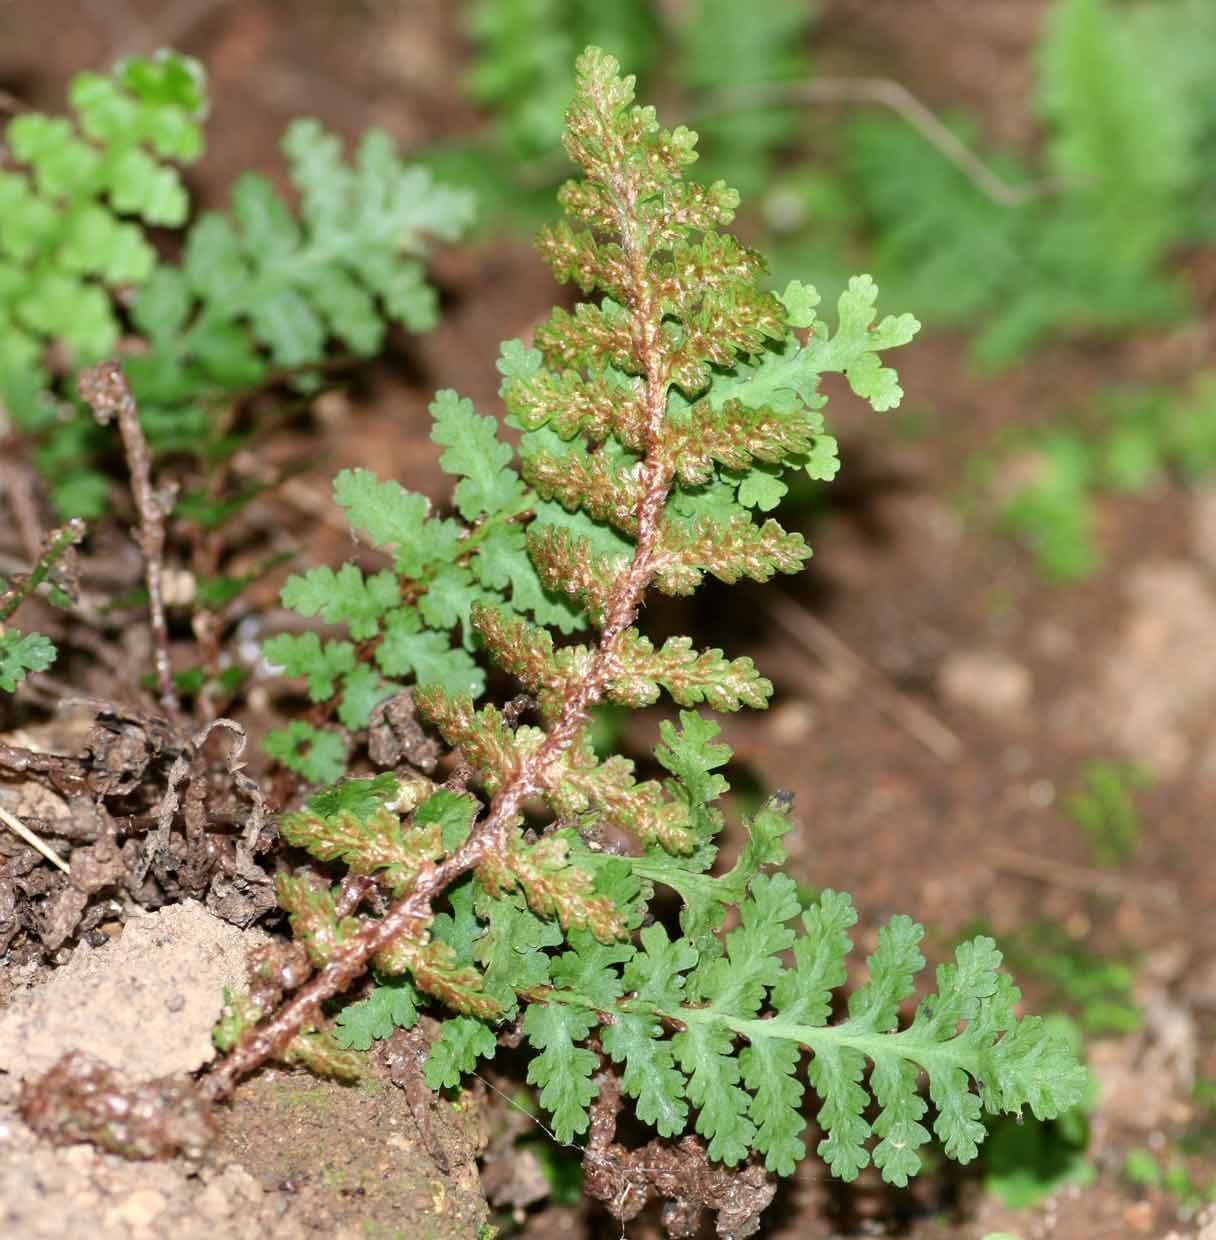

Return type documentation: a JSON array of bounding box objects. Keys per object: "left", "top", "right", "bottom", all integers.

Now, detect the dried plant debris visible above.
[
  {"left": 584, "top": 1071, "right": 776, "bottom": 1239},
  {"left": 0, "top": 708, "right": 271, "bottom": 954},
  {"left": 18, "top": 1051, "right": 216, "bottom": 1161},
  {"left": 367, "top": 689, "right": 443, "bottom": 773}
]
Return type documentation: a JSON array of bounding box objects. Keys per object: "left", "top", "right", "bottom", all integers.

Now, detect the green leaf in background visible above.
[
  {"left": 263, "top": 721, "right": 347, "bottom": 785},
  {"left": 0, "top": 629, "right": 57, "bottom": 692}
]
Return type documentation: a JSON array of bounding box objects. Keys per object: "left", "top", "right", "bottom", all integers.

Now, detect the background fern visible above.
[
  {"left": 2, "top": 52, "right": 472, "bottom": 517},
  {"left": 849, "top": 0, "right": 1214, "bottom": 365},
  {"left": 445, "top": 0, "right": 1216, "bottom": 370}
]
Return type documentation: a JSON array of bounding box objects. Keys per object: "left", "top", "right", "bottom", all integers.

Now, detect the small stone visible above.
[
  {"left": 62, "top": 1144, "right": 95, "bottom": 1170},
  {"left": 0, "top": 902, "right": 265, "bottom": 1080},
  {"left": 1122, "top": 1200, "right": 1155, "bottom": 1233},
  {"left": 936, "top": 649, "right": 1032, "bottom": 718},
  {"left": 768, "top": 701, "right": 816, "bottom": 744},
  {"left": 1086, "top": 561, "right": 1216, "bottom": 776},
  {"left": 195, "top": 1181, "right": 233, "bottom": 1222},
  {"left": 106, "top": 1188, "right": 167, "bottom": 1228},
  {"left": 1030, "top": 619, "right": 1075, "bottom": 661}
]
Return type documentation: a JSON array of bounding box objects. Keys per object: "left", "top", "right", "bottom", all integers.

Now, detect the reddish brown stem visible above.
[{"left": 203, "top": 153, "right": 672, "bottom": 1102}]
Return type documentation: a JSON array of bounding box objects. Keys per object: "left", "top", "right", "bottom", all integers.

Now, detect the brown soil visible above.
[{"left": 1, "top": 3, "right": 1214, "bottom": 1239}]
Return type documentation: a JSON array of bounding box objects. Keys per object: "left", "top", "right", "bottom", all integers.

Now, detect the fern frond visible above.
[
  {"left": 519, "top": 881, "right": 1087, "bottom": 1178},
  {"left": 208, "top": 48, "right": 1084, "bottom": 1222}
]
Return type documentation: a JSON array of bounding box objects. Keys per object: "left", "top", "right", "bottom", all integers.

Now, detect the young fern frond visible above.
[{"left": 210, "top": 47, "right": 1085, "bottom": 1218}]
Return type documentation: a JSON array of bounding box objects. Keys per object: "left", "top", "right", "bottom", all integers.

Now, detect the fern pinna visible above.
[{"left": 210, "top": 47, "right": 1085, "bottom": 1220}]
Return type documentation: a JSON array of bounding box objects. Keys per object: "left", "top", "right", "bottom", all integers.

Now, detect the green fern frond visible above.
[{"left": 222, "top": 47, "right": 1085, "bottom": 1219}]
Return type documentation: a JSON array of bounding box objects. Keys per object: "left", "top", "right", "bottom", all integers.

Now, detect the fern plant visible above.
[
  {"left": 0, "top": 51, "right": 205, "bottom": 513},
  {"left": 210, "top": 49, "right": 1085, "bottom": 1226},
  {"left": 1, "top": 51, "right": 472, "bottom": 517}
]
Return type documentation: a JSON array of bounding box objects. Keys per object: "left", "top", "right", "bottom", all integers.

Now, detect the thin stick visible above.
[
  {"left": 78, "top": 363, "right": 179, "bottom": 720},
  {"left": 703, "top": 77, "right": 1061, "bottom": 208},
  {"left": 769, "top": 594, "right": 963, "bottom": 764},
  {"left": 992, "top": 847, "right": 1177, "bottom": 906},
  {"left": 0, "top": 463, "right": 44, "bottom": 562},
  {"left": 0, "top": 804, "right": 71, "bottom": 874}
]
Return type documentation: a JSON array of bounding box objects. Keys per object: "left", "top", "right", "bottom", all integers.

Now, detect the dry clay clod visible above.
[{"left": 0, "top": 901, "right": 261, "bottom": 1081}]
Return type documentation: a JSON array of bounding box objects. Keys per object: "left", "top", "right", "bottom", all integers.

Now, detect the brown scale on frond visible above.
[
  {"left": 274, "top": 872, "right": 361, "bottom": 967},
  {"left": 664, "top": 398, "right": 820, "bottom": 484},
  {"left": 546, "top": 737, "right": 695, "bottom": 855},
  {"left": 279, "top": 806, "right": 444, "bottom": 895},
  {"left": 655, "top": 515, "right": 812, "bottom": 594},
  {"left": 522, "top": 449, "right": 644, "bottom": 536},
  {"left": 534, "top": 302, "right": 637, "bottom": 375},
  {"left": 413, "top": 689, "right": 540, "bottom": 793},
  {"left": 608, "top": 631, "right": 773, "bottom": 713},
  {"left": 503, "top": 834, "right": 628, "bottom": 942},
  {"left": 373, "top": 938, "right": 503, "bottom": 1021},
  {"left": 536, "top": 219, "right": 632, "bottom": 299},
  {"left": 526, "top": 525, "right": 629, "bottom": 623},
  {"left": 472, "top": 604, "right": 593, "bottom": 719},
  {"left": 504, "top": 366, "right": 646, "bottom": 447}
]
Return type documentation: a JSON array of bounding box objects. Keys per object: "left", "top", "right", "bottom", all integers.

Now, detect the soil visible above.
[{"left": 1, "top": 2, "right": 1214, "bottom": 1239}]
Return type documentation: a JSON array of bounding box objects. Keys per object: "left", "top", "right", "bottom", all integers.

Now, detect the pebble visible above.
[
  {"left": 936, "top": 649, "right": 1032, "bottom": 718},
  {"left": 105, "top": 1189, "right": 168, "bottom": 1228}
]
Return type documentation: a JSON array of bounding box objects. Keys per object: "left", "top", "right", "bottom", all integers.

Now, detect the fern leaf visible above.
[
  {"left": 0, "top": 629, "right": 57, "bottom": 692},
  {"left": 430, "top": 389, "right": 525, "bottom": 520},
  {"left": 279, "top": 803, "right": 444, "bottom": 895},
  {"left": 274, "top": 871, "right": 358, "bottom": 966},
  {"left": 377, "top": 607, "right": 485, "bottom": 698},
  {"left": 263, "top": 632, "right": 355, "bottom": 701},
  {"left": 423, "top": 1015, "right": 498, "bottom": 1090},
  {"left": 280, "top": 564, "right": 400, "bottom": 641},
  {"left": 263, "top": 721, "right": 347, "bottom": 784},
  {"left": 523, "top": 1001, "right": 600, "bottom": 1143},
  {"left": 740, "top": 1035, "right": 805, "bottom": 1175},
  {"left": 601, "top": 1011, "right": 690, "bottom": 1138},
  {"left": 333, "top": 468, "right": 461, "bottom": 577},
  {"left": 673, "top": 1021, "right": 756, "bottom": 1165},
  {"left": 656, "top": 514, "right": 810, "bottom": 593},
  {"left": 334, "top": 976, "right": 420, "bottom": 1050},
  {"left": 609, "top": 631, "right": 772, "bottom": 711}
]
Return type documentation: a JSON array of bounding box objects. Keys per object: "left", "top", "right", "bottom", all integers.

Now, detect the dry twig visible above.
[
  {"left": 0, "top": 803, "right": 71, "bottom": 874},
  {"left": 769, "top": 594, "right": 963, "bottom": 764},
  {"left": 992, "top": 846, "right": 1177, "bottom": 907},
  {"left": 0, "top": 462, "right": 45, "bottom": 562},
  {"left": 704, "top": 76, "right": 1062, "bottom": 208},
  {"left": 78, "top": 363, "right": 179, "bottom": 719}
]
